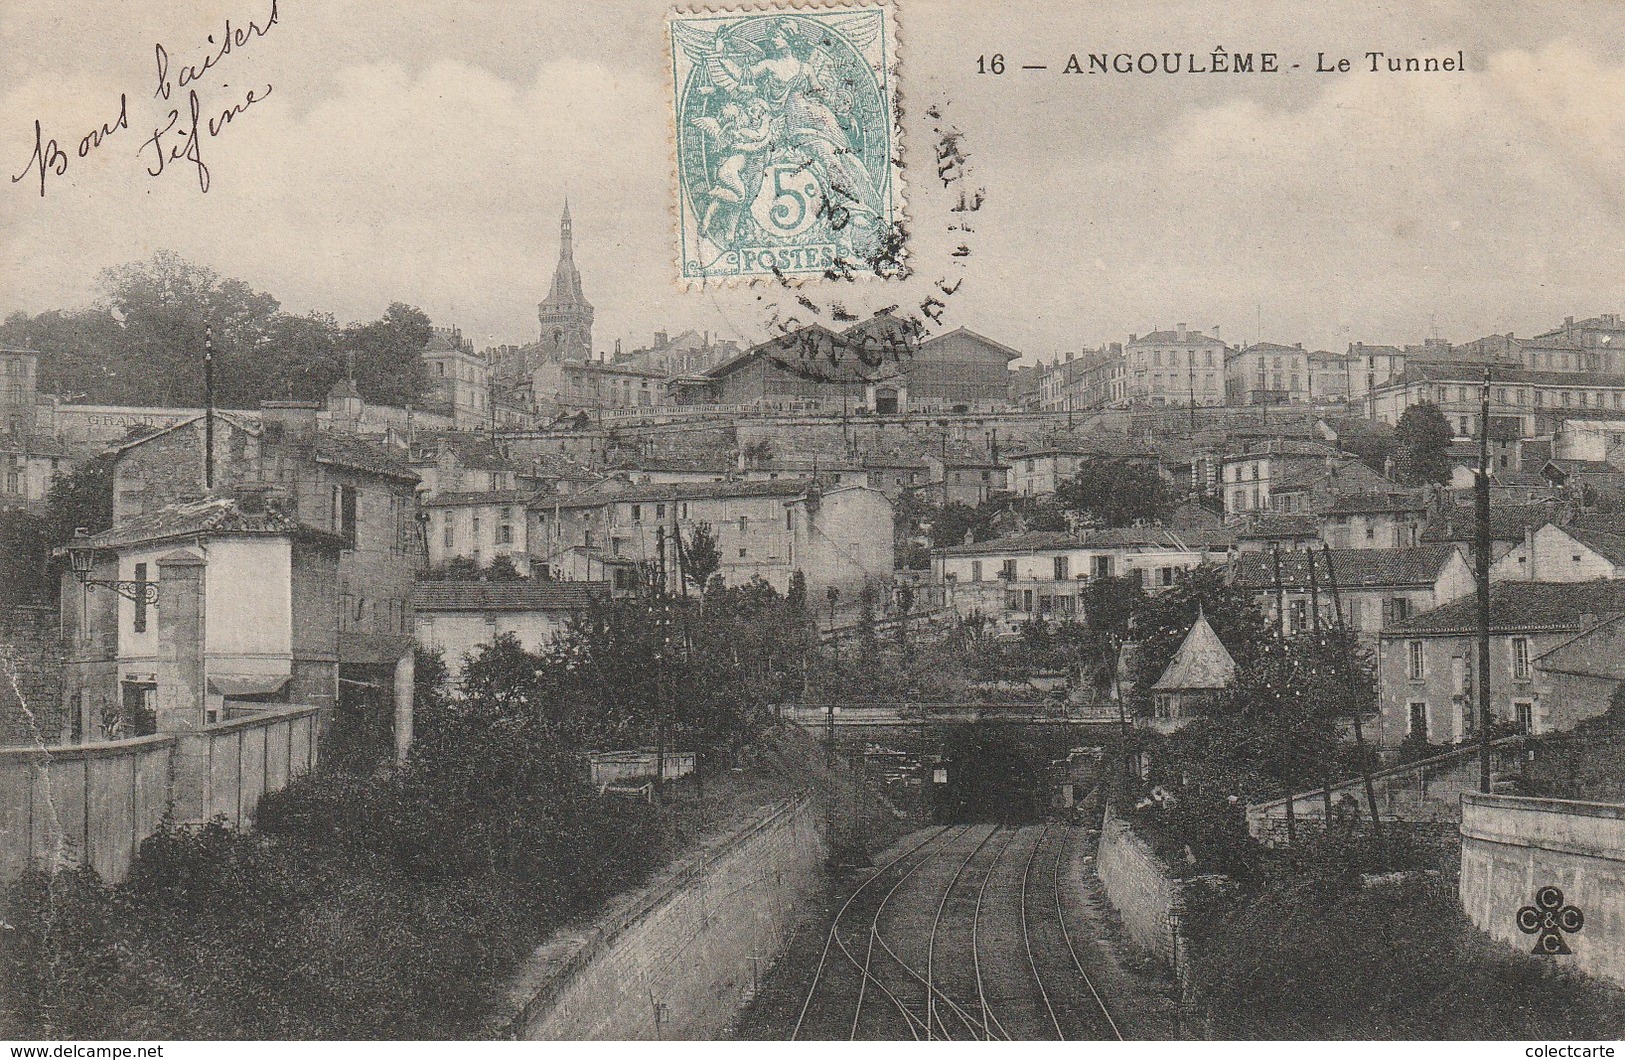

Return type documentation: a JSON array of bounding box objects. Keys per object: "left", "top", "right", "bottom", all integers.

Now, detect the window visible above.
[
  {"left": 738, "top": 515, "right": 748, "bottom": 534},
  {"left": 631, "top": 504, "right": 642, "bottom": 523},
  {"left": 971, "top": 560, "right": 983, "bottom": 581},
  {"left": 442, "top": 516, "right": 453, "bottom": 549},
  {"left": 1512, "top": 637, "right": 1531, "bottom": 680},
  {"left": 1054, "top": 556, "right": 1069, "bottom": 580},
  {"left": 1092, "top": 555, "right": 1111, "bottom": 579},
  {"left": 1392, "top": 597, "right": 1412, "bottom": 621},
  {"left": 133, "top": 562, "right": 149, "bottom": 634},
  {"left": 497, "top": 507, "right": 514, "bottom": 546},
  {"left": 1515, "top": 700, "right": 1534, "bottom": 735},
  {"left": 656, "top": 503, "right": 666, "bottom": 520},
  {"left": 472, "top": 514, "right": 481, "bottom": 541},
  {"left": 332, "top": 485, "right": 358, "bottom": 547},
  {"left": 1001, "top": 558, "right": 1017, "bottom": 579},
  {"left": 1408, "top": 640, "right": 1425, "bottom": 681},
  {"left": 1408, "top": 701, "right": 1429, "bottom": 739},
  {"left": 1160, "top": 566, "right": 1176, "bottom": 587}
]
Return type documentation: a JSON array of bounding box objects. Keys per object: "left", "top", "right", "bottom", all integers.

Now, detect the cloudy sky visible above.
[{"left": 3, "top": 0, "right": 1622, "bottom": 363}]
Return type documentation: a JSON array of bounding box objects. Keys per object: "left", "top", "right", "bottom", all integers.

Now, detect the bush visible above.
[{"left": 1190, "top": 873, "right": 1625, "bottom": 1039}]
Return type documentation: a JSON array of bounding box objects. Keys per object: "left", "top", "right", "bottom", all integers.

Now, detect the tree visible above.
[
  {"left": 1126, "top": 566, "right": 1270, "bottom": 713},
  {"left": 1394, "top": 401, "right": 1454, "bottom": 485},
  {"left": 1078, "top": 575, "right": 1147, "bottom": 693},
  {"left": 484, "top": 555, "right": 525, "bottom": 581},
  {"left": 1055, "top": 458, "right": 1175, "bottom": 528},
  {"left": 928, "top": 501, "right": 989, "bottom": 548},
  {"left": 683, "top": 522, "right": 721, "bottom": 588},
  {"left": 343, "top": 303, "right": 433, "bottom": 409}
]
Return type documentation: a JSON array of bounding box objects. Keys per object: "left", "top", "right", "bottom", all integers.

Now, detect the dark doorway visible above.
[{"left": 873, "top": 387, "right": 899, "bottom": 415}]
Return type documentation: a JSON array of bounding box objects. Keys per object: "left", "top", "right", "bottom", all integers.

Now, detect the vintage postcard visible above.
[{"left": 3, "top": 0, "right": 1624, "bottom": 1048}]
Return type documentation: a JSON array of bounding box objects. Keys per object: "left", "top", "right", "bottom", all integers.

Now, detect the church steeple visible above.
[{"left": 538, "top": 201, "right": 593, "bottom": 363}]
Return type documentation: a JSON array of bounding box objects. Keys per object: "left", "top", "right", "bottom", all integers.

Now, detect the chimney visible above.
[
  {"left": 1129, "top": 333, "right": 1137, "bottom": 344},
  {"left": 1525, "top": 524, "right": 1537, "bottom": 580},
  {"left": 1566, "top": 316, "right": 1575, "bottom": 327},
  {"left": 655, "top": 330, "right": 668, "bottom": 347},
  {"left": 1177, "top": 323, "right": 1188, "bottom": 342}
]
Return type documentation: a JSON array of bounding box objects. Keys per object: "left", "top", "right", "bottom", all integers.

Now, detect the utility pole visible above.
[
  {"left": 1476, "top": 366, "right": 1494, "bottom": 794},
  {"left": 1321, "top": 546, "right": 1383, "bottom": 838},
  {"left": 1270, "top": 544, "right": 1295, "bottom": 846},
  {"left": 204, "top": 326, "right": 215, "bottom": 490}
]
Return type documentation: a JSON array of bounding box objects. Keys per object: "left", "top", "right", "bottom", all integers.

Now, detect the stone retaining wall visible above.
[{"left": 494, "top": 789, "right": 826, "bottom": 1040}]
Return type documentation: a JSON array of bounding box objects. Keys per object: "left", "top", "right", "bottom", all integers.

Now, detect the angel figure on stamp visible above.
[{"left": 690, "top": 95, "right": 778, "bottom": 244}]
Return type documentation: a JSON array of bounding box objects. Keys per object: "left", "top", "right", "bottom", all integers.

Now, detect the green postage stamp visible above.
[{"left": 668, "top": 1, "right": 903, "bottom": 285}]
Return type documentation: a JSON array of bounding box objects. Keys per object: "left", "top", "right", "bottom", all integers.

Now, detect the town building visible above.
[
  {"left": 1376, "top": 581, "right": 1625, "bottom": 748},
  {"left": 57, "top": 495, "right": 343, "bottom": 742},
  {"left": 1148, "top": 609, "right": 1237, "bottom": 733},
  {"left": 1490, "top": 522, "right": 1625, "bottom": 583},
  {"left": 541, "top": 360, "right": 674, "bottom": 414},
  {"left": 1036, "top": 347, "right": 1123, "bottom": 411},
  {"left": 407, "top": 433, "right": 519, "bottom": 497},
  {"left": 1421, "top": 501, "right": 1564, "bottom": 561},
  {"left": 614, "top": 329, "right": 741, "bottom": 377},
  {"left": 935, "top": 528, "right": 1234, "bottom": 629},
  {"left": 1217, "top": 439, "right": 1351, "bottom": 516},
  {"left": 696, "top": 315, "right": 1019, "bottom": 414},
  {"left": 1347, "top": 343, "right": 1409, "bottom": 409},
  {"left": 925, "top": 451, "right": 1010, "bottom": 506},
  {"left": 420, "top": 326, "right": 493, "bottom": 429},
  {"left": 411, "top": 580, "right": 610, "bottom": 680},
  {"left": 106, "top": 403, "right": 422, "bottom": 725},
  {"left": 1307, "top": 349, "right": 1353, "bottom": 401},
  {"left": 1007, "top": 446, "right": 1109, "bottom": 498},
  {"left": 423, "top": 489, "right": 534, "bottom": 574},
  {"left": 1225, "top": 342, "right": 1312, "bottom": 406},
  {"left": 1230, "top": 544, "right": 1473, "bottom": 642},
  {"left": 0, "top": 431, "right": 67, "bottom": 511},
  {"left": 1122, "top": 325, "right": 1226, "bottom": 406},
  {"left": 1316, "top": 489, "right": 1430, "bottom": 549},
  {"left": 527, "top": 479, "right": 893, "bottom": 603},
  {"left": 1519, "top": 314, "right": 1625, "bottom": 375},
  {"left": 0, "top": 343, "right": 41, "bottom": 435},
  {"left": 1370, "top": 363, "right": 1625, "bottom": 439}
]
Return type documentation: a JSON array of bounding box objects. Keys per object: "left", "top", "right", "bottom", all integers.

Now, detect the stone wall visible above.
[
  {"left": 1096, "top": 806, "right": 1184, "bottom": 969},
  {"left": 0, "top": 605, "right": 65, "bottom": 746},
  {"left": 1460, "top": 792, "right": 1625, "bottom": 990},
  {"left": 493, "top": 790, "right": 825, "bottom": 1040}
]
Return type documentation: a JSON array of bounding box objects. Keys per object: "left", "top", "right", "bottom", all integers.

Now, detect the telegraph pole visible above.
[
  {"left": 204, "top": 326, "right": 215, "bottom": 490},
  {"left": 1476, "top": 367, "right": 1494, "bottom": 794}
]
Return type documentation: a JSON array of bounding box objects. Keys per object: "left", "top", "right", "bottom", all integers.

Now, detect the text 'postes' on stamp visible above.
[{"left": 668, "top": 1, "right": 903, "bottom": 287}]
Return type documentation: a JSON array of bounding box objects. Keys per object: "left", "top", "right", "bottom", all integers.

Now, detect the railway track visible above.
[{"left": 793, "top": 822, "right": 1123, "bottom": 1041}]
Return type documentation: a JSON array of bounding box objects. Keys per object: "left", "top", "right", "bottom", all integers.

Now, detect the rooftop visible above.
[
  {"left": 65, "top": 496, "right": 344, "bottom": 553},
  {"left": 1230, "top": 544, "right": 1463, "bottom": 591},
  {"left": 1320, "top": 489, "right": 1429, "bottom": 516},
  {"left": 411, "top": 580, "right": 610, "bottom": 612},
  {"left": 1385, "top": 580, "right": 1625, "bottom": 637},
  {"left": 540, "top": 478, "right": 816, "bottom": 510},
  {"left": 1151, "top": 611, "right": 1237, "bottom": 692}
]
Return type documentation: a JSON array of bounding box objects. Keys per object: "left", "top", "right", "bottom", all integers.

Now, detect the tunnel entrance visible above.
[{"left": 933, "top": 724, "right": 1047, "bottom": 824}]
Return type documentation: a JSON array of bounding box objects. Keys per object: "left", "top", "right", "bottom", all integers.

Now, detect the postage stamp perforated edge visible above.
[{"left": 665, "top": 0, "right": 907, "bottom": 291}]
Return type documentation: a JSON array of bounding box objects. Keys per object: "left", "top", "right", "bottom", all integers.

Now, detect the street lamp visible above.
[{"left": 66, "top": 529, "right": 159, "bottom": 604}]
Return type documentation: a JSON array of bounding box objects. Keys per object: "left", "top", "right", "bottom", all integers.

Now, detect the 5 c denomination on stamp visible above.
[{"left": 668, "top": 1, "right": 903, "bottom": 286}]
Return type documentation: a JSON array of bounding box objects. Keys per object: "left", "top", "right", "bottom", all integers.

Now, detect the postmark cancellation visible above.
[{"left": 668, "top": 0, "right": 903, "bottom": 286}]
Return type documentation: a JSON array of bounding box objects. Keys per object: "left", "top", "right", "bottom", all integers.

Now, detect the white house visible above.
[{"left": 412, "top": 581, "right": 610, "bottom": 680}]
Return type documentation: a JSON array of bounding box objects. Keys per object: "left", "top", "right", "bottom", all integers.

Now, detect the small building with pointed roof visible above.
[{"left": 1148, "top": 609, "right": 1236, "bottom": 731}]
